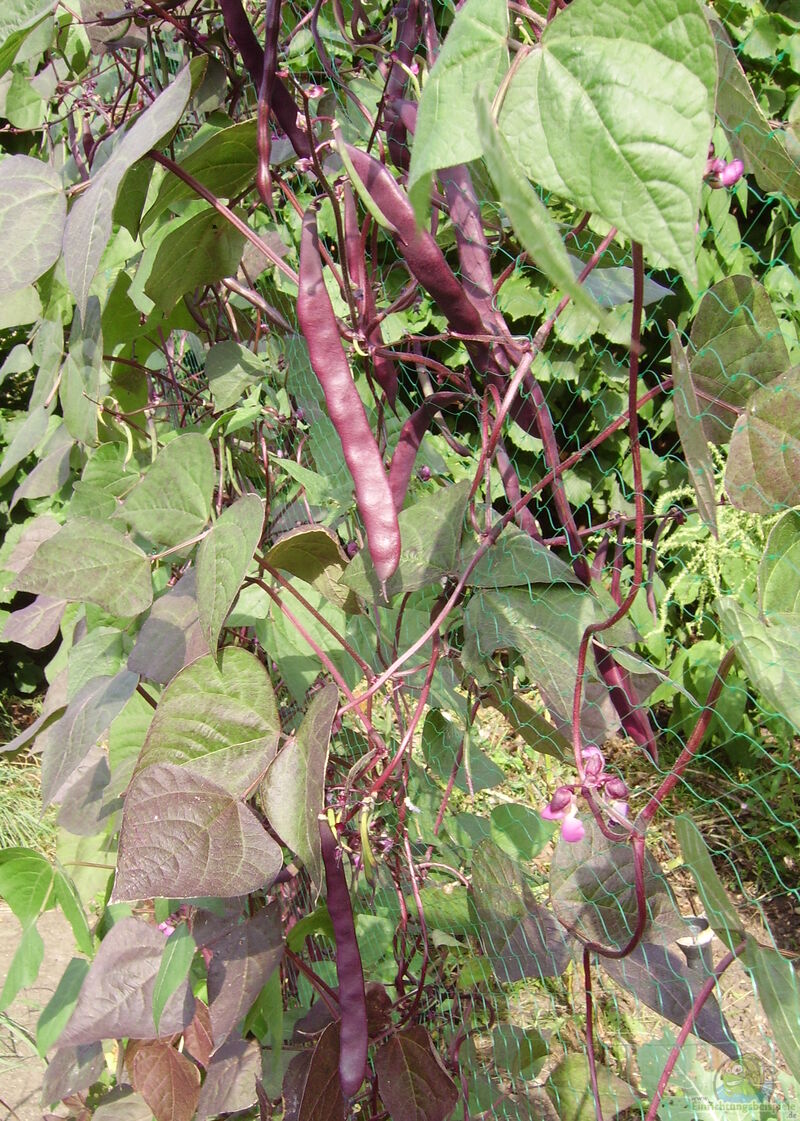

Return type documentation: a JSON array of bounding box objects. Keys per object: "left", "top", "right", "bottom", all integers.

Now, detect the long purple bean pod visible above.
[
  {"left": 344, "top": 184, "right": 398, "bottom": 407},
  {"left": 218, "top": 0, "right": 310, "bottom": 158},
  {"left": 319, "top": 817, "right": 368, "bottom": 1099},
  {"left": 298, "top": 209, "right": 401, "bottom": 586},
  {"left": 344, "top": 143, "right": 486, "bottom": 342},
  {"left": 388, "top": 391, "right": 464, "bottom": 509},
  {"left": 384, "top": 0, "right": 420, "bottom": 170},
  {"left": 592, "top": 639, "right": 658, "bottom": 762},
  {"left": 256, "top": 0, "right": 282, "bottom": 209}
]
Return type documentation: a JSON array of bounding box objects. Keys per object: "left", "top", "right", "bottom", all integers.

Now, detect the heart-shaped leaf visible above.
[
  {"left": 205, "top": 903, "right": 283, "bottom": 1047},
  {"left": 373, "top": 1026, "right": 458, "bottom": 1121},
  {"left": 128, "top": 1040, "right": 200, "bottom": 1121},
  {"left": 498, "top": 0, "right": 716, "bottom": 282},
  {"left": 132, "top": 647, "right": 280, "bottom": 797},
  {"left": 0, "top": 155, "right": 65, "bottom": 297},
  {"left": 113, "top": 763, "right": 282, "bottom": 901},
  {"left": 725, "top": 365, "right": 800, "bottom": 513}
]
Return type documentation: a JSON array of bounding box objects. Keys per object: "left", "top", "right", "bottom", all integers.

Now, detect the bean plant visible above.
[{"left": 1, "top": 0, "right": 799, "bottom": 1118}]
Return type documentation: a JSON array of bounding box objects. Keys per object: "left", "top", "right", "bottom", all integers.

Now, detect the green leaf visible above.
[
  {"left": 0, "top": 847, "right": 54, "bottom": 926},
  {"left": 462, "top": 585, "right": 636, "bottom": 738},
  {"left": 414, "top": 885, "right": 474, "bottom": 938},
  {"left": 545, "top": 1054, "right": 637, "bottom": 1121},
  {"left": 197, "top": 494, "right": 264, "bottom": 652},
  {"left": 673, "top": 815, "right": 744, "bottom": 951},
  {"left": 689, "top": 275, "right": 790, "bottom": 445},
  {"left": 261, "top": 525, "right": 358, "bottom": 614},
  {"left": 498, "top": 0, "right": 716, "bottom": 282},
  {"left": 490, "top": 803, "right": 552, "bottom": 862},
  {"left": 142, "top": 118, "right": 259, "bottom": 231},
  {"left": 0, "top": 404, "right": 49, "bottom": 484},
  {"left": 114, "top": 432, "right": 215, "bottom": 548},
  {"left": 491, "top": 1025, "right": 548, "bottom": 1080},
  {"left": 421, "top": 709, "right": 504, "bottom": 793},
  {"left": 670, "top": 322, "right": 718, "bottom": 536},
  {"left": 113, "top": 764, "right": 282, "bottom": 901},
  {"left": 475, "top": 91, "right": 604, "bottom": 322},
  {"left": 407, "top": 0, "right": 508, "bottom": 221},
  {"left": 12, "top": 518, "right": 153, "bottom": 617},
  {"left": 37, "top": 958, "right": 89, "bottom": 1056},
  {"left": 0, "top": 156, "right": 66, "bottom": 297},
  {"left": 717, "top": 596, "right": 800, "bottom": 733},
  {"left": 258, "top": 682, "right": 337, "bottom": 892},
  {"left": 60, "top": 296, "right": 104, "bottom": 447},
  {"left": 143, "top": 206, "right": 246, "bottom": 314},
  {"left": 712, "top": 18, "right": 800, "bottom": 201},
  {"left": 461, "top": 522, "right": 582, "bottom": 588},
  {"left": 725, "top": 366, "right": 800, "bottom": 513},
  {"left": 0, "top": 0, "right": 54, "bottom": 77},
  {"left": 52, "top": 866, "right": 94, "bottom": 956},
  {"left": 1, "top": 924, "right": 44, "bottom": 1012},
  {"left": 759, "top": 510, "right": 800, "bottom": 618},
  {"left": 742, "top": 939, "right": 800, "bottom": 1083},
  {"left": 206, "top": 340, "right": 265, "bottom": 412},
  {"left": 152, "top": 925, "right": 196, "bottom": 1033},
  {"left": 132, "top": 647, "right": 280, "bottom": 797},
  {"left": 63, "top": 64, "right": 193, "bottom": 314},
  {"left": 342, "top": 480, "right": 471, "bottom": 600}
]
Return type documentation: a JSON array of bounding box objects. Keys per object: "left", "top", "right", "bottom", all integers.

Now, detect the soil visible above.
[{"left": 0, "top": 906, "right": 75, "bottom": 1121}]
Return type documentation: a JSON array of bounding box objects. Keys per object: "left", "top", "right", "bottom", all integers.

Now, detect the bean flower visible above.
[{"left": 540, "top": 746, "right": 629, "bottom": 843}]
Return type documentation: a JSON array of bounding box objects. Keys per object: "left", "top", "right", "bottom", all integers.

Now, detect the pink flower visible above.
[
  {"left": 541, "top": 785, "right": 585, "bottom": 843},
  {"left": 718, "top": 159, "right": 744, "bottom": 187}
]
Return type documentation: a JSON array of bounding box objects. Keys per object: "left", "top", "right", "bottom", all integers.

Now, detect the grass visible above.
[{"left": 0, "top": 695, "right": 58, "bottom": 857}]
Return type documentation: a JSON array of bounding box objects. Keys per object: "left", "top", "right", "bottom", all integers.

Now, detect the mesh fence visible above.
[{"left": 1, "top": 0, "right": 800, "bottom": 1117}]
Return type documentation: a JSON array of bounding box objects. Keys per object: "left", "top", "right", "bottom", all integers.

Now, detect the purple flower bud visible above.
[
  {"left": 583, "top": 753, "right": 605, "bottom": 782},
  {"left": 718, "top": 159, "right": 744, "bottom": 187},
  {"left": 419, "top": 465, "right": 431, "bottom": 482},
  {"left": 345, "top": 540, "right": 358, "bottom": 558},
  {"left": 604, "top": 776, "right": 628, "bottom": 800},
  {"left": 710, "top": 157, "right": 727, "bottom": 175},
  {"left": 295, "top": 407, "right": 305, "bottom": 422},
  {"left": 549, "top": 785, "right": 574, "bottom": 813}
]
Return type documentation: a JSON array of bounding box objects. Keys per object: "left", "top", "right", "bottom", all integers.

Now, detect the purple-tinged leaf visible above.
[
  {"left": 91, "top": 1089, "right": 155, "bottom": 1121},
  {"left": 127, "top": 569, "right": 209, "bottom": 685},
  {"left": 262, "top": 525, "right": 358, "bottom": 613},
  {"left": 1, "top": 594, "right": 66, "bottom": 649},
  {"left": 127, "top": 1040, "right": 201, "bottom": 1121},
  {"left": 11, "top": 518, "right": 154, "bottom": 617},
  {"left": 183, "top": 1000, "right": 213, "bottom": 1069},
  {"left": 283, "top": 1022, "right": 344, "bottom": 1121},
  {"left": 550, "top": 815, "right": 684, "bottom": 950},
  {"left": 59, "top": 917, "right": 195, "bottom": 1045},
  {"left": 689, "top": 275, "right": 790, "bottom": 445},
  {"left": 196, "top": 492, "right": 264, "bottom": 653},
  {"left": 725, "top": 365, "right": 800, "bottom": 513},
  {"left": 470, "top": 841, "right": 573, "bottom": 982},
  {"left": 602, "top": 942, "right": 738, "bottom": 1058},
  {"left": 132, "top": 648, "right": 279, "bottom": 797},
  {"left": 40, "top": 670, "right": 138, "bottom": 807},
  {"left": 374, "top": 1026, "right": 458, "bottom": 1121},
  {"left": 195, "top": 1036, "right": 262, "bottom": 1121},
  {"left": 669, "top": 322, "right": 718, "bottom": 536},
  {"left": 3, "top": 513, "right": 61, "bottom": 573},
  {"left": 113, "top": 763, "right": 282, "bottom": 901},
  {"left": 55, "top": 748, "right": 115, "bottom": 835},
  {"left": 206, "top": 903, "right": 283, "bottom": 1047},
  {"left": 0, "top": 404, "right": 49, "bottom": 485},
  {"left": 545, "top": 1054, "right": 637, "bottom": 1121},
  {"left": 41, "top": 1043, "right": 105, "bottom": 1105},
  {"left": 259, "top": 682, "right": 338, "bottom": 891}
]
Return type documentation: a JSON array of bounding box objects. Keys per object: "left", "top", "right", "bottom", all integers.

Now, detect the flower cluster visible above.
[
  {"left": 704, "top": 144, "right": 745, "bottom": 189},
  {"left": 540, "top": 745, "right": 629, "bottom": 844}
]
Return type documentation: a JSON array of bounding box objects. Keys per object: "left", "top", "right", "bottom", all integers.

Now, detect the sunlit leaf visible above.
[
  {"left": 670, "top": 322, "right": 718, "bottom": 536},
  {"left": 205, "top": 903, "right": 283, "bottom": 1047},
  {"left": 0, "top": 155, "right": 65, "bottom": 297},
  {"left": 197, "top": 493, "right": 264, "bottom": 652}
]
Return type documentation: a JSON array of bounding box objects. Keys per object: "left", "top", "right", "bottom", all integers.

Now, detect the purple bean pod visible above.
[
  {"left": 298, "top": 208, "right": 401, "bottom": 585},
  {"left": 344, "top": 143, "right": 486, "bottom": 342},
  {"left": 255, "top": 0, "right": 282, "bottom": 208},
  {"left": 218, "top": 0, "right": 310, "bottom": 158},
  {"left": 384, "top": 0, "right": 420, "bottom": 170},
  {"left": 592, "top": 640, "right": 658, "bottom": 762},
  {"left": 494, "top": 440, "right": 543, "bottom": 541},
  {"left": 344, "top": 184, "right": 398, "bottom": 407},
  {"left": 388, "top": 391, "right": 464, "bottom": 510},
  {"left": 319, "top": 817, "right": 368, "bottom": 1099}
]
